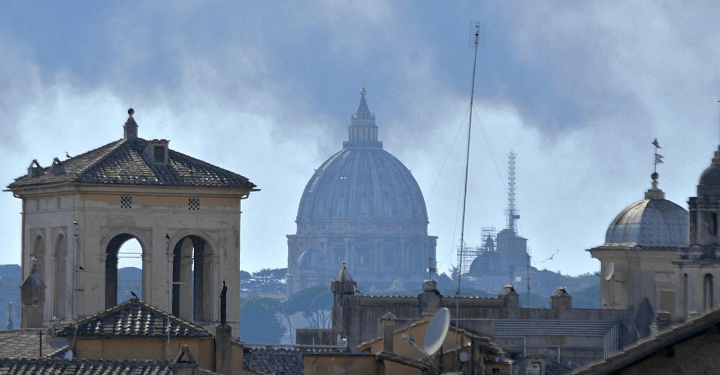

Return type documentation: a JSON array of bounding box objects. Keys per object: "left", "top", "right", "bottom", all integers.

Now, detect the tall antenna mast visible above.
[
  {"left": 506, "top": 151, "right": 519, "bottom": 233},
  {"left": 455, "top": 21, "right": 485, "bottom": 370}
]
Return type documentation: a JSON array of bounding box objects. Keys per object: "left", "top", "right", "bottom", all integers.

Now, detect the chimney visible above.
[
  {"left": 551, "top": 287, "right": 572, "bottom": 311},
  {"left": 380, "top": 312, "right": 397, "bottom": 353},
  {"left": 171, "top": 345, "right": 198, "bottom": 375},
  {"left": 27, "top": 160, "right": 44, "bottom": 178}
]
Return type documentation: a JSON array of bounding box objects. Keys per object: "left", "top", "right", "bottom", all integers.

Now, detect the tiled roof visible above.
[
  {"left": 8, "top": 138, "right": 256, "bottom": 190},
  {"left": 571, "top": 306, "right": 720, "bottom": 375},
  {"left": 56, "top": 298, "right": 212, "bottom": 338},
  {"left": 0, "top": 330, "right": 61, "bottom": 359},
  {"left": 0, "top": 358, "right": 219, "bottom": 375},
  {"left": 243, "top": 347, "right": 304, "bottom": 375}
]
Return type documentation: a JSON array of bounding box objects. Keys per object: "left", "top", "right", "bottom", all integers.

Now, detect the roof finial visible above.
[
  {"left": 646, "top": 139, "right": 665, "bottom": 199},
  {"left": 124, "top": 107, "right": 138, "bottom": 140},
  {"left": 360, "top": 87, "right": 366, "bottom": 97}
]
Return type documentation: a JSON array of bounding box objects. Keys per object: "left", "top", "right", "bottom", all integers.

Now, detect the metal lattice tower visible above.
[{"left": 506, "top": 151, "right": 520, "bottom": 233}]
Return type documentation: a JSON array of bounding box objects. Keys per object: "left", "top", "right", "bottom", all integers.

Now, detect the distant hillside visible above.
[
  {"left": 0, "top": 264, "right": 20, "bottom": 280},
  {"left": 0, "top": 265, "right": 21, "bottom": 330}
]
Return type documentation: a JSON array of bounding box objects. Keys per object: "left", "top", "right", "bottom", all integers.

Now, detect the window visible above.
[
  {"left": 57, "top": 197, "right": 61, "bottom": 209},
  {"left": 704, "top": 274, "right": 714, "bottom": 310},
  {"left": 711, "top": 213, "right": 719, "bottom": 235},
  {"left": 121, "top": 196, "right": 132, "bottom": 208},
  {"left": 189, "top": 198, "right": 200, "bottom": 211},
  {"left": 154, "top": 146, "right": 166, "bottom": 163}
]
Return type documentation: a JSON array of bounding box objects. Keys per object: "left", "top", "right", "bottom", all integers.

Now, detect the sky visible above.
[{"left": 1, "top": 1, "right": 720, "bottom": 278}]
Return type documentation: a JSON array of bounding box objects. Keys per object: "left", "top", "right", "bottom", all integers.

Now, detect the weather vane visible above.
[{"left": 652, "top": 138, "right": 663, "bottom": 175}]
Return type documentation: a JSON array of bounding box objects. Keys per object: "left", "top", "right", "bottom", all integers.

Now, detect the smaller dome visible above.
[
  {"left": 700, "top": 164, "right": 720, "bottom": 186},
  {"left": 605, "top": 197, "right": 688, "bottom": 247},
  {"left": 297, "top": 250, "right": 332, "bottom": 271}
]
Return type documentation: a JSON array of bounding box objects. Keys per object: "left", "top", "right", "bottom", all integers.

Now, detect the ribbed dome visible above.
[
  {"left": 295, "top": 89, "right": 428, "bottom": 225},
  {"left": 605, "top": 195, "right": 688, "bottom": 247},
  {"left": 296, "top": 148, "right": 428, "bottom": 224}
]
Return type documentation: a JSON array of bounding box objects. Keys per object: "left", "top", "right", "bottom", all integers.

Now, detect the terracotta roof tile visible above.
[
  {"left": 0, "top": 330, "right": 59, "bottom": 359},
  {"left": 56, "top": 298, "right": 212, "bottom": 338},
  {"left": 8, "top": 138, "right": 256, "bottom": 190},
  {"left": 0, "top": 358, "right": 218, "bottom": 374},
  {"left": 243, "top": 347, "right": 304, "bottom": 375}
]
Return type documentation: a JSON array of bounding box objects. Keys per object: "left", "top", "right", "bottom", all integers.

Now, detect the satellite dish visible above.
[
  {"left": 423, "top": 307, "right": 450, "bottom": 356},
  {"left": 63, "top": 350, "right": 73, "bottom": 360},
  {"left": 604, "top": 262, "right": 615, "bottom": 281}
]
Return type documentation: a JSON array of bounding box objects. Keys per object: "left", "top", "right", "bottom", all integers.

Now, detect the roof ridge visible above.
[
  {"left": 75, "top": 138, "right": 134, "bottom": 182},
  {"left": 59, "top": 298, "right": 211, "bottom": 337}
]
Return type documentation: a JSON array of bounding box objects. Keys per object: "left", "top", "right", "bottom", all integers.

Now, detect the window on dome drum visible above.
[
  {"left": 154, "top": 146, "right": 166, "bottom": 163},
  {"left": 121, "top": 196, "right": 132, "bottom": 208},
  {"left": 712, "top": 213, "right": 718, "bottom": 236},
  {"left": 57, "top": 197, "right": 61, "bottom": 209},
  {"left": 189, "top": 198, "right": 200, "bottom": 210}
]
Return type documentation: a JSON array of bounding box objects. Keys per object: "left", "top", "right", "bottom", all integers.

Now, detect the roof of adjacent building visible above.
[
  {"left": 604, "top": 186, "right": 687, "bottom": 248},
  {"left": 8, "top": 126, "right": 256, "bottom": 191},
  {"left": 570, "top": 306, "right": 720, "bottom": 375},
  {"left": 0, "top": 330, "right": 60, "bottom": 359},
  {"left": 0, "top": 358, "right": 218, "bottom": 375},
  {"left": 243, "top": 347, "right": 304, "bottom": 375},
  {"left": 56, "top": 297, "right": 213, "bottom": 338}
]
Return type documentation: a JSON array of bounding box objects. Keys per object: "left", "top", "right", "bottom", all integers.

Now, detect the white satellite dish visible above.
[
  {"left": 604, "top": 262, "right": 615, "bottom": 281},
  {"left": 423, "top": 307, "right": 450, "bottom": 356}
]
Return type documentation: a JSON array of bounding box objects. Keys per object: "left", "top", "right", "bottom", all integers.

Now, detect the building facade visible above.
[
  {"left": 286, "top": 89, "right": 437, "bottom": 295},
  {"left": 7, "top": 109, "right": 257, "bottom": 336}
]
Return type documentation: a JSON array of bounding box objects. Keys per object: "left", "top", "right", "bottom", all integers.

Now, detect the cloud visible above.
[{"left": 2, "top": 1, "right": 720, "bottom": 280}]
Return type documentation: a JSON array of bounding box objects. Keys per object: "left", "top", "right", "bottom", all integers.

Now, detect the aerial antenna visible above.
[
  {"left": 456, "top": 20, "right": 485, "bottom": 371},
  {"left": 506, "top": 151, "right": 520, "bottom": 233}
]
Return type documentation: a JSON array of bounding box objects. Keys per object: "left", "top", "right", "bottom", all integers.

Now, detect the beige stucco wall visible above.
[
  {"left": 303, "top": 355, "right": 384, "bottom": 375},
  {"left": 18, "top": 184, "right": 247, "bottom": 336},
  {"left": 675, "top": 265, "right": 720, "bottom": 321},
  {"left": 591, "top": 248, "right": 677, "bottom": 317},
  {"left": 76, "top": 337, "right": 215, "bottom": 370}
]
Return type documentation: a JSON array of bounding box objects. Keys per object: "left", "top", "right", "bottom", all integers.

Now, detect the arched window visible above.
[
  {"left": 53, "top": 235, "right": 68, "bottom": 319},
  {"left": 172, "top": 235, "right": 214, "bottom": 322},
  {"left": 704, "top": 273, "right": 714, "bottom": 311},
  {"left": 711, "top": 213, "right": 718, "bottom": 236}
]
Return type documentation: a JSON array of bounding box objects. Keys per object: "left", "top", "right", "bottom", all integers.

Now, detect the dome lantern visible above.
[{"left": 345, "top": 88, "right": 382, "bottom": 149}]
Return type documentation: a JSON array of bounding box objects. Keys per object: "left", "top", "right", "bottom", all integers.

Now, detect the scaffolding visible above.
[{"left": 457, "top": 227, "right": 496, "bottom": 275}]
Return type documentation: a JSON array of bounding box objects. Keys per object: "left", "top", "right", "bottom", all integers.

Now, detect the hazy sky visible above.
[{"left": 1, "top": 1, "right": 720, "bottom": 277}]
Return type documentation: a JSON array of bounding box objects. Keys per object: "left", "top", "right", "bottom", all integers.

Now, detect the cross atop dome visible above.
[{"left": 646, "top": 138, "right": 665, "bottom": 199}]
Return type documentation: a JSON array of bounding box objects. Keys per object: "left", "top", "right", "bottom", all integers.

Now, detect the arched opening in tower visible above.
[
  {"left": 31, "top": 236, "right": 46, "bottom": 284},
  {"left": 105, "top": 234, "right": 144, "bottom": 309},
  {"left": 53, "top": 234, "right": 68, "bottom": 319},
  {"left": 172, "top": 235, "right": 213, "bottom": 323}
]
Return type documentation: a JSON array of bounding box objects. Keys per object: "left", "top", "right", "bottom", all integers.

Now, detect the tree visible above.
[
  {"left": 240, "top": 298, "right": 285, "bottom": 344},
  {"left": 285, "top": 286, "right": 333, "bottom": 329}
]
